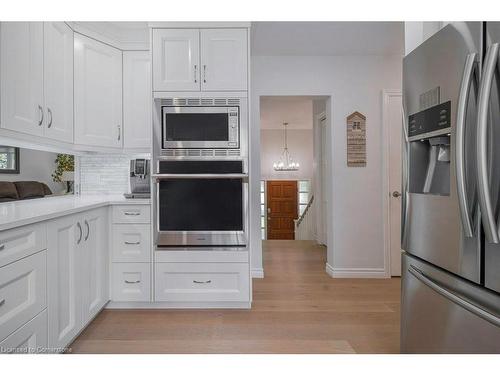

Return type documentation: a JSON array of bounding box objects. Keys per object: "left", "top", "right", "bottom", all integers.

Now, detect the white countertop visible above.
[{"left": 0, "top": 194, "right": 150, "bottom": 231}]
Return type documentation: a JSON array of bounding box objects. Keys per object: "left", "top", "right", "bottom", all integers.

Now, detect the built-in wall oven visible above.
[{"left": 152, "top": 160, "right": 248, "bottom": 247}]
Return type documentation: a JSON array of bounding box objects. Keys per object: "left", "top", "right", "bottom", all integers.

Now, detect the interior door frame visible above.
[{"left": 382, "top": 89, "right": 403, "bottom": 278}]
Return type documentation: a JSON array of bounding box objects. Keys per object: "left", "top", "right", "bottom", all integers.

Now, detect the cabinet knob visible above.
[
  {"left": 203, "top": 65, "right": 207, "bottom": 83},
  {"left": 47, "top": 107, "right": 53, "bottom": 128},
  {"left": 76, "top": 222, "right": 83, "bottom": 244},
  {"left": 84, "top": 220, "right": 90, "bottom": 241},
  {"left": 194, "top": 64, "right": 198, "bottom": 83},
  {"left": 38, "top": 105, "right": 44, "bottom": 126}
]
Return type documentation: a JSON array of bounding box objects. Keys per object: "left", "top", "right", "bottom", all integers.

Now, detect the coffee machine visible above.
[{"left": 124, "top": 159, "right": 151, "bottom": 199}]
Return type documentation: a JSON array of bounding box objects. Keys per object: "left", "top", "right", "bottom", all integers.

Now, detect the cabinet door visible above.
[
  {"left": 74, "top": 33, "right": 123, "bottom": 148},
  {"left": 43, "top": 22, "right": 74, "bottom": 143},
  {"left": 47, "top": 216, "right": 82, "bottom": 349},
  {"left": 0, "top": 310, "right": 48, "bottom": 354},
  {"left": 81, "top": 208, "right": 109, "bottom": 323},
  {"left": 0, "top": 22, "right": 44, "bottom": 136},
  {"left": 123, "top": 51, "right": 151, "bottom": 149},
  {"left": 201, "top": 29, "right": 247, "bottom": 91},
  {"left": 152, "top": 29, "right": 200, "bottom": 91}
]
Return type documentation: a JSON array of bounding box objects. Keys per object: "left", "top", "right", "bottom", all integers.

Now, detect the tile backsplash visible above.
[{"left": 78, "top": 154, "right": 130, "bottom": 195}]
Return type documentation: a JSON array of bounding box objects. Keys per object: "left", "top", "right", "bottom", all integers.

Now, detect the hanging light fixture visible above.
[{"left": 273, "top": 122, "right": 299, "bottom": 171}]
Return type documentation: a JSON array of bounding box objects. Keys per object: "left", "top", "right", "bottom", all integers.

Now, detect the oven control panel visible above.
[
  {"left": 408, "top": 101, "right": 451, "bottom": 137},
  {"left": 228, "top": 109, "right": 239, "bottom": 146}
]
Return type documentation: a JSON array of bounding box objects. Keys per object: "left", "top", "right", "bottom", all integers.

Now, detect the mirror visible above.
[{"left": 0, "top": 146, "right": 20, "bottom": 174}]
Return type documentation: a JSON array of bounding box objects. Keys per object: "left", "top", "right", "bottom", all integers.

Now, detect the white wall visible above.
[
  {"left": 0, "top": 148, "right": 63, "bottom": 194},
  {"left": 404, "top": 22, "right": 444, "bottom": 55},
  {"left": 250, "top": 54, "right": 403, "bottom": 277},
  {"left": 260, "top": 129, "right": 313, "bottom": 181}
]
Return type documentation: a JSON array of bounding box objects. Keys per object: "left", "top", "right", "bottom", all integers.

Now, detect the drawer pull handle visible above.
[
  {"left": 0, "top": 244, "right": 5, "bottom": 251},
  {"left": 193, "top": 280, "right": 212, "bottom": 284},
  {"left": 124, "top": 212, "right": 140, "bottom": 216},
  {"left": 124, "top": 280, "right": 141, "bottom": 284},
  {"left": 124, "top": 241, "right": 141, "bottom": 245},
  {"left": 0, "top": 299, "right": 5, "bottom": 307}
]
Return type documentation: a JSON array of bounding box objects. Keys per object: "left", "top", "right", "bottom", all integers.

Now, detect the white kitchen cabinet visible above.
[
  {"left": 152, "top": 29, "right": 200, "bottom": 91},
  {"left": 123, "top": 51, "right": 151, "bottom": 149},
  {"left": 47, "top": 208, "right": 109, "bottom": 349},
  {"left": 112, "top": 224, "right": 151, "bottom": 263},
  {"left": 0, "top": 250, "right": 47, "bottom": 343},
  {"left": 111, "top": 263, "right": 151, "bottom": 302},
  {"left": 47, "top": 216, "right": 82, "bottom": 349},
  {"left": 0, "top": 310, "right": 48, "bottom": 354},
  {"left": 81, "top": 208, "right": 109, "bottom": 323},
  {"left": 43, "top": 22, "right": 74, "bottom": 143},
  {"left": 74, "top": 33, "right": 123, "bottom": 148},
  {"left": 0, "top": 22, "right": 44, "bottom": 136},
  {"left": 201, "top": 29, "right": 248, "bottom": 91}
]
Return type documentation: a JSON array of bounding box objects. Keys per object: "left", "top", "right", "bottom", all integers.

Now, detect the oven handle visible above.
[{"left": 152, "top": 173, "right": 249, "bottom": 182}]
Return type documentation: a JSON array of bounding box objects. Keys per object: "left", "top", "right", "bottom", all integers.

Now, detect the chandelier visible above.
[{"left": 273, "top": 122, "right": 299, "bottom": 171}]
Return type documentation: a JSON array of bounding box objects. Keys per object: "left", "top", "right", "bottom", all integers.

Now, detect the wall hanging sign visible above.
[{"left": 346, "top": 111, "right": 367, "bottom": 167}]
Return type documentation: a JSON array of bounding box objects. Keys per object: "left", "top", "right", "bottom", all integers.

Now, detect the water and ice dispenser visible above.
[{"left": 408, "top": 101, "right": 451, "bottom": 196}]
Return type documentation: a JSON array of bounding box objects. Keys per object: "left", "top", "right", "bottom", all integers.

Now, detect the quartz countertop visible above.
[{"left": 0, "top": 194, "right": 151, "bottom": 231}]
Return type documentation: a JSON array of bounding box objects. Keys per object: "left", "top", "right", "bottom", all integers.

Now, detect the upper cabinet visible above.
[
  {"left": 123, "top": 51, "right": 151, "bottom": 149},
  {"left": 200, "top": 29, "right": 248, "bottom": 91},
  {"left": 43, "top": 22, "right": 74, "bottom": 143},
  {"left": 152, "top": 28, "right": 248, "bottom": 92},
  {"left": 74, "top": 33, "right": 123, "bottom": 148},
  {"left": 1, "top": 22, "right": 74, "bottom": 142},
  {"left": 1, "top": 22, "right": 44, "bottom": 136},
  {"left": 152, "top": 29, "right": 200, "bottom": 91}
]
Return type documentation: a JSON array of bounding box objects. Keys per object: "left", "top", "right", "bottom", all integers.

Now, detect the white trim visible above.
[
  {"left": 106, "top": 301, "right": 251, "bottom": 309},
  {"left": 382, "top": 89, "right": 403, "bottom": 278},
  {"left": 251, "top": 267, "right": 264, "bottom": 278},
  {"left": 325, "top": 263, "right": 387, "bottom": 279},
  {"left": 148, "top": 22, "right": 251, "bottom": 29}
]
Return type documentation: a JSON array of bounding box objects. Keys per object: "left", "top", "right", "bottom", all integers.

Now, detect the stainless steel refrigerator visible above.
[{"left": 401, "top": 22, "right": 500, "bottom": 353}]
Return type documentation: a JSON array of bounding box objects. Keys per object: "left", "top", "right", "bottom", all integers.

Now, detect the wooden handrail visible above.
[{"left": 296, "top": 195, "right": 314, "bottom": 227}]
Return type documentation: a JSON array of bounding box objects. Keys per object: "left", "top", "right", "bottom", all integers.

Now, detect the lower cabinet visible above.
[
  {"left": 0, "top": 310, "right": 48, "bottom": 354},
  {"left": 47, "top": 207, "right": 109, "bottom": 349},
  {"left": 112, "top": 263, "right": 151, "bottom": 302},
  {"left": 155, "top": 262, "right": 250, "bottom": 302}
]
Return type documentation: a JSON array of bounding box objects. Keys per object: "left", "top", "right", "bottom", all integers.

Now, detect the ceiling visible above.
[
  {"left": 260, "top": 97, "right": 314, "bottom": 130},
  {"left": 251, "top": 22, "right": 404, "bottom": 56}
]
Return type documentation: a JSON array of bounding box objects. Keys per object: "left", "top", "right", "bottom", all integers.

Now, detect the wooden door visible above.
[
  {"left": 43, "top": 22, "right": 74, "bottom": 143},
  {"left": 123, "top": 50, "right": 152, "bottom": 149},
  {"left": 267, "top": 181, "right": 298, "bottom": 240},
  {"left": 0, "top": 22, "right": 44, "bottom": 136},
  {"left": 152, "top": 29, "right": 200, "bottom": 91},
  {"left": 74, "top": 33, "right": 123, "bottom": 148},
  {"left": 200, "top": 29, "right": 248, "bottom": 91}
]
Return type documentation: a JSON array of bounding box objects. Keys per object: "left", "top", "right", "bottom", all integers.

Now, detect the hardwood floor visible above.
[{"left": 70, "top": 240, "right": 401, "bottom": 353}]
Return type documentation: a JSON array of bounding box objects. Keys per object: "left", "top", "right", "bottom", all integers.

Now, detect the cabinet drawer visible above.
[
  {"left": 112, "top": 224, "right": 151, "bottom": 262},
  {"left": 155, "top": 249, "right": 248, "bottom": 263},
  {"left": 112, "top": 263, "right": 151, "bottom": 302},
  {"left": 112, "top": 205, "right": 150, "bottom": 224},
  {"left": 0, "top": 251, "right": 47, "bottom": 342},
  {"left": 155, "top": 262, "right": 249, "bottom": 302},
  {"left": 0, "top": 223, "right": 47, "bottom": 268},
  {"left": 0, "top": 309, "right": 47, "bottom": 354}
]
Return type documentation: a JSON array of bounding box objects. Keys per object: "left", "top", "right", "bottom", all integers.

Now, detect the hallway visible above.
[{"left": 71, "top": 241, "right": 400, "bottom": 353}]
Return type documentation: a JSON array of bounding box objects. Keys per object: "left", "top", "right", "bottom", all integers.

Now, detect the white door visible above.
[
  {"left": 152, "top": 29, "right": 200, "bottom": 91},
  {"left": 47, "top": 215, "right": 82, "bottom": 349},
  {"left": 386, "top": 93, "right": 403, "bottom": 276},
  {"left": 123, "top": 51, "right": 151, "bottom": 149},
  {"left": 43, "top": 22, "right": 74, "bottom": 143},
  {"left": 81, "top": 208, "right": 108, "bottom": 323},
  {"left": 0, "top": 22, "right": 44, "bottom": 136},
  {"left": 74, "top": 33, "right": 123, "bottom": 148},
  {"left": 201, "top": 29, "right": 247, "bottom": 91}
]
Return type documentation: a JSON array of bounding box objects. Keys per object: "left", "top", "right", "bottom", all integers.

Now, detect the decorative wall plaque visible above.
[{"left": 346, "top": 111, "right": 366, "bottom": 167}]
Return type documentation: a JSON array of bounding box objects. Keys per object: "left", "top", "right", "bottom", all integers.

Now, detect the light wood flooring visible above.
[{"left": 70, "top": 240, "right": 401, "bottom": 353}]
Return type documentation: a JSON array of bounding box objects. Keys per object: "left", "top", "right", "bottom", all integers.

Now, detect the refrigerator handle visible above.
[
  {"left": 401, "top": 105, "right": 410, "bottom": 249},
  {"left": 477, "top": 43, "right": 500, "bottom": 244},
  {"left": 409, "top": 265, "right": 500, "bottom": 328},
  {"left": 455, "top": 52, "right": 478, "bottom": 238}
]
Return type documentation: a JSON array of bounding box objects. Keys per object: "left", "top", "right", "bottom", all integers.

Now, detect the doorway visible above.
[{"left": 266, "top": 180, "right": 298, "bottom": 239}]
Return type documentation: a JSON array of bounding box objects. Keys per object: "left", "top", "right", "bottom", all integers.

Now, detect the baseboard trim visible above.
[
  {"left": 251, "top": 268, "right": 264, "bottom": 278},
  {"left": 325, "top": 263, "right": 388, "bottom": 278},
  {"left": 106, "top": 301, "right": 252, "bottom": 309}
]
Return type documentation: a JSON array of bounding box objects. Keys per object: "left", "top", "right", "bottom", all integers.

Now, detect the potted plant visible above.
[{"left": 52, "top": 154, "right": 75, "bottom": 194}]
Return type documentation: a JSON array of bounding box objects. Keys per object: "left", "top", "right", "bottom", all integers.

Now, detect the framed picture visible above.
[{"left": 0, "top": 146, "right": 20, "bottom": 174}]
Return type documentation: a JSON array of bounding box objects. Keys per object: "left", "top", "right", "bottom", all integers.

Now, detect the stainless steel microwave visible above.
[{"left": 162, "top": 106, "right": 239, "bottom": 149}]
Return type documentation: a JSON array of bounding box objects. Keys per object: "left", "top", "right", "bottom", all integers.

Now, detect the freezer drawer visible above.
[{"left": 401, "top": 253, "right": 500, "bottom": 353}]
